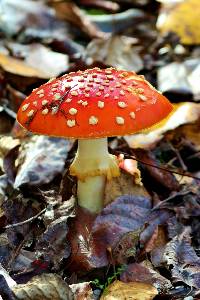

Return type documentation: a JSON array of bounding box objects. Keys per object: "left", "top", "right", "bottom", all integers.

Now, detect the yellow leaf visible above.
[
  {"left": 101, "top": 280, "right": 158, "bottom": 300},
  {"left": 157, "top": 0, "right": 200, "bottom": 44}
]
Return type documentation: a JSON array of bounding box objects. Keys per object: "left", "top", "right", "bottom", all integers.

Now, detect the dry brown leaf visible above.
[
  {"left": 157, "top": 0, "right": 200, "bottom": 44},
  {"left": 124, "top": 102, "right": 200, "bottom": 149},
  {"left": 50, "top": 1, "right": 105, "bottom": 39},
  {"left": 0, "top": 44, "right": 69, "bottom": 79},
  {"left": 12, "top": 273, "right": 73, "bottom": 300},
  {"left": 100, "top": 280, "right": 158, "bottom": 300},
  {"left": 104, "top": 170, "right": 149, "bottom": 207},
  {"left": 0, "top": 53, "right": 48, "bottom": 79}
]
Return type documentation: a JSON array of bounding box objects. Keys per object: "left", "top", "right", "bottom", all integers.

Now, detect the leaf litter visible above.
[{"left": 0, "top": 0, "right": 200, "bottom": 299}]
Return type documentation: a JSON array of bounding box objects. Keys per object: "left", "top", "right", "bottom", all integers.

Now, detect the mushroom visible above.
[{"left": 17, "top": 67, "right": 173, "bottom": 213}]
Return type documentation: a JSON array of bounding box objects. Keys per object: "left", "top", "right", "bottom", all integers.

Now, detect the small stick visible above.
[
  {"left": 4, "top": 208, "right": 46, "bottom": 229},
  {"left": 116, "top": 151, "right": 200, "bottom": 181}
]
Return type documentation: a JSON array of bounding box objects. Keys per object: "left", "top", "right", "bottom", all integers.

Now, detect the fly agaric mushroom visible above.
[{"left": 17, "top": 68, "right": 173, "bottom": 213}]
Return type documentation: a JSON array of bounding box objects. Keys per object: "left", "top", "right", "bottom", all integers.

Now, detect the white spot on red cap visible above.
[
  {"left": 139, "top": 94, "right": 147, "bottom": 101},
  {"left": 33, "top": 101, "right": 37, "bottom": 106},
  {"left": 136, "top": 88, "right": 144, "bottom": 94},
  {"left": 96, "top": 92, "right": 101, "bottom": 96},
  {"left": 89, "top": 116, "right": 98, "bottom": 125},
  {"left": 65, "top": 98, "right": 72, "bottom": 103},
  {"left": 67, "top": 120, "right": 76, "bottom": 127},
  {"left": 118, "top": 101, "right": 127, "bottom": 108},
  {"left": 52, "top": 83, "right": 59, "bottom": 87},
  {"left": 42, "top": 108, "right": 49, "bottom": 115},
  {"left": 22, "top": 103, "right": 30, "bottom": 111},
  {"left": 98, "top": 101, "right": 104, "bottom": 108},
  {"left": 104, "top": 93, "right": 110, "bottom": 98},
  {"left": 54, "top": 93, "right": 61, "bottom": 100},
  {"left": 38, "top": 94, "right": 44, "bottom": 98},
  {"left": 42, "top": 100, "right": 48, "bottom": 106},
  {"left": 69, "top": 108, "right": 77, "bottom": 115},
  {"left": 36, "top": 89, "right": 44, "bottom": 95},
  {"left": 119, "top": 90, "right": 125, "bottom": 96},
  {"left": 52, "top": 107, "right": 58, "bottom": 114},
  {"left": 82, "top": 101, "right": 88, "bottom": 107},
  {"left": 27, "top": 110, "right": 35, "bottom": 117},
  {"left": 71, "top": 91, "right": 78, "bottom": 96},
  {"left": 116, "top": 116, "right": 125, "bottom": 125},
  {"left": 130, "top": 112, "right": 135, "bottom": 119}
]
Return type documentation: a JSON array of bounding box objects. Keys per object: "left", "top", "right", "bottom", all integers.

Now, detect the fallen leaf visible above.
[
  {"left": 149, "top": 226, "right": 168, "bottom": 267},
  {"left": 134, "top": 149, "right": 180, "bottom": 192},
  {"left": 50, "top": 1, "right": 105, "bottom": 39},
  {"left": 124, "top": 103, "right": 200, "bottom": 149},
  {"left": 0, "top": 136, "right": 20, "bottom": 172},
  {"left": 157, "top": 59, "right": 200, "bottom": 101},
  {"left": 163, "top": 227, "right": 200, "bottom": 288},
  {"left": 120, "top": 261, "right": 172, "bottom": 293},
  {"left": 0, "top": 264, "right": 17, "bottom": 289},
  {"left": 157, "top": 0, "right": 200, "bottom": 44},
  {"left": 0, "top": 53, "right": 48, "bottom": 79},
  {"left": 104, "top": 171, "right": 149, "bottom": 207},
  {"left": 92, "top": 195, "right": 152, "bottom": 266},
  {"left": 14, "top": 136, "right": 69, "bottom": 188},
  {"left": 0, "top": 0, "right": 68, "bottom": 41},
  {"left": 100, "top": 280, "right": 158, "bottom": 300},
  {"left": 70, "top": 282, "right": 93, "bottom": 300},
  {"left": 0, "top": 43, "right": 69, "bottom": 79},
  {"left": 3, "top": 194, "right": 41, "bottom": 247},
  {"left": 86, "top": 35, "right": 143, "bottom": 72},
  {"left": 36, "top": 216, "right": 71, "bottom": 269},
  {"left": 12, "top": 273, "right": 73, "bottom": 300}
]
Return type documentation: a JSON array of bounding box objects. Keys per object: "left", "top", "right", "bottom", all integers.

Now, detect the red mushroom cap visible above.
[{"left": 17, "top": 68, "right": 173, "bottom": 138}]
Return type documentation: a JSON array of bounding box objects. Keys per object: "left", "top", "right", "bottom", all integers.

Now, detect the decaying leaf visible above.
[
  {"left": 92, "top": 195, "right": 151, "bottom": 265},
  {"left": 157, "top": 59, "right": 200, "bottom": 101},
  {"left": 163, "top": 227, "right": 200, "bottom": 288},
  {"left": 49, "top": 1, "right": 105, "bottom": 39},
  {"left": 120, "top": 261, "right": 172, "bottom": 293},
  {"left": 36, "top": 216, "right": 71, "bottom": 269},
  {"left": 70, "top": 282, "right": 93, "bottom": 300},
  {"left": 100, "top": 280, "right": 158, "bottom": 300},
  {"left": 0, "top": 0, "right": 68, "bottom": 40},
  {"left": 0, "top": 136, "right": 19, "bottom": 172},
  {"left": 0, "top": 53, "right": 49, "bottom": 79},
  {"left": 104, "top": 170, "right": 148, "bottom": 207},
  {"left": 157, "top": 0, "right": 200, "bottom": 44},
  {"left": 14, "top": 136, "right": 69, "bottom": 188},
  {"left": 12, "top": 273, "right": 73, "bottom": 300},
  {"left": 86, "top": 35, "right": 143, "bottom": 72},
  {"left": 0, "top": 43, "right": 69, "bottom": 79},
  {"left": 124, "top": 102, "right": 200, "bottom": 149}
]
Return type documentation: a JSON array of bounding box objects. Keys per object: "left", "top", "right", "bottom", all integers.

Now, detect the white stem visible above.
[
  {"left": 70, "top": 138, "right": 120, "bottom": 213},
  {"left": 78, "top": 176, "right": 106, "bottom": 212}
]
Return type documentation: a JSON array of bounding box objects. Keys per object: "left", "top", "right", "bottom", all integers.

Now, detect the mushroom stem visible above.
[{"left": 70, "top": 138, "right": 120, "bottom": 213}]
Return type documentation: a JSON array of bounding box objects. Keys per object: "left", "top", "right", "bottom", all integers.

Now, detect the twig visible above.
[
  {"left": 152, "top": 190, "right": 191, "bottom": 211},
  {"left": 4, "top": 208, "right": 46, "bottom": 229},
  {"left": 168, "top": 142, "right": 188, "bottom": 171},
  {"left": 117, "top": 151, "right": 200, "bottom": 181}
]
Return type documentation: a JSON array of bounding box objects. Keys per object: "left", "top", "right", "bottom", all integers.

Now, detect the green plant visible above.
[{"left": 92, "top": 265, "right": 126, "bottom": 293}]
